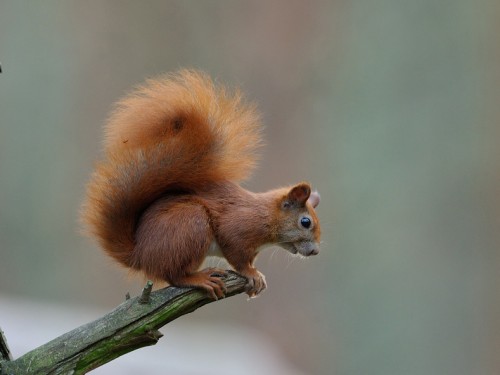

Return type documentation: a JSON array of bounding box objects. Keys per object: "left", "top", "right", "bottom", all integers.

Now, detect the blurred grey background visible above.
[{"left": 1, "top": 1, "right": 499, "bottom": 374}]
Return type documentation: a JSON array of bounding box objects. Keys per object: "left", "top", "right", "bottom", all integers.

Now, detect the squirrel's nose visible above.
[
  {"left": 309, "top": 246, "right": 319, "bottom": 256},
  {"left": 310, "top": 248, "right": 319, "bottom": 255}
]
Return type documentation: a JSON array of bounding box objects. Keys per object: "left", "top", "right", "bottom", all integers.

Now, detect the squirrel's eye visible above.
[{"left": 300, "top": 217, "right": 311, "bottom": 229}]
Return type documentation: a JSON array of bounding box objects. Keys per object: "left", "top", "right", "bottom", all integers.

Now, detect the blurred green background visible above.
[{"left": 1, "top": 1, "right": 499, "bottom": 374}]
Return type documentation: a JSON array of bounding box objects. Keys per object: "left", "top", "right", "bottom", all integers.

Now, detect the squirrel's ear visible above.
[
  {"left": 308, "top": 191, "right": 320, "bottom": 208},
  {"left": 283, "top": 183, "right": 311, "bottom": 208}
]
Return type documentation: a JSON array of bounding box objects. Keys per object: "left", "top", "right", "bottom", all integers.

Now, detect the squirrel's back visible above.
[{"left": 82, "top": 70, "right": 262, "bottom": 267}]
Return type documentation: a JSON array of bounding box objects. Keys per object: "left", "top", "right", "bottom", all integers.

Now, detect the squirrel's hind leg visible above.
[
  {"left": 133, "top": 196, "right": 226, "bottom": 299},
  {"left": 172, "top": 268, "right": 227, "bottom": 299}
]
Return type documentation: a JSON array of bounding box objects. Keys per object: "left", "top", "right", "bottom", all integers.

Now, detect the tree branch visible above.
[
  {"left": 0, "top": 271, "right": 247, "bottom": 375},
  {"left": 0, "top": 328, "right": 12, "bottom": 362}
]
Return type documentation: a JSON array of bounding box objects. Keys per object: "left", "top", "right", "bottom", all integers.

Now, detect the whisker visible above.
[
  {"left": 270, "top": 247, "right": 279, "bottom": 262},
  {"left": 285, "top": 252, "right": 297, "bottom": 269}
]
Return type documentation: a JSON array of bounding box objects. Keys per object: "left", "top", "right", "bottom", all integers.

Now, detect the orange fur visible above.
[{"left": 82, "top": 70, "right": 321, "bottom": 298}]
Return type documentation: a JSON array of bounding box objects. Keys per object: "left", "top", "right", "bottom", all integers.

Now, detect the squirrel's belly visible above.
[{"left": 207, "top": 240, "right": 224, "bottom": 258}]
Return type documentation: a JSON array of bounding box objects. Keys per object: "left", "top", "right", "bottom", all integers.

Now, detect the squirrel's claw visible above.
[
  {"left": 242, "top": 268, "right": 267, "bottom": 298},
  {"left": 200, "top": 268, "right": 227, "bottom": 299},
  {"left": 174, "top": 268, "right": 227, "bottom": 300}
]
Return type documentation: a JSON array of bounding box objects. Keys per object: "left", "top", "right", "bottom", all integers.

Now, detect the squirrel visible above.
[{"left": 82, "top": 70, "right": 321, "bottom": 299}]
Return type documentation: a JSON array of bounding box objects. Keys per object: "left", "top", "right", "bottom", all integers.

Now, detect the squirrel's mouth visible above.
[{"left": 281, "top": 242, "right": 319, "bottom": 257}]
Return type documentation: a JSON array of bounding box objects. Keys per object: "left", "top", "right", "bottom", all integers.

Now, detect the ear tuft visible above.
[
  {"left": 286, "top": 183, "right": 311, "bottom": 207},
  {"left": 308, "top": 191, "right": 320, "bottom": 208}
]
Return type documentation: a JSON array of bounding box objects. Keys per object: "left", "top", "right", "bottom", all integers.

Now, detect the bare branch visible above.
[{"left": 0, "top": 271, "right": 247, "bottom": 375}]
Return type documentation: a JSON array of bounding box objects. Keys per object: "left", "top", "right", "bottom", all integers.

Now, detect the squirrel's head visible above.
[{"left": 275, "top": 183, "right": 321, "bottom": 257}]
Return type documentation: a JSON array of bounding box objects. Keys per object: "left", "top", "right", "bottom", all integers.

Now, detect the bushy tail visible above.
[{"left": 81, "top": 70, "right": 262, "bottom": 267}]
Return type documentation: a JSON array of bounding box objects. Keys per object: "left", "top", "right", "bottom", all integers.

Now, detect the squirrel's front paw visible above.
[{"left": 242, "top": 268, "right": 267, "bottom": 298}]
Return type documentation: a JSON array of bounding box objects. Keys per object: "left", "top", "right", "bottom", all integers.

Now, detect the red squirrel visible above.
[{"left": 82, "top": 70, "right": 321, "bottom": 299}]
